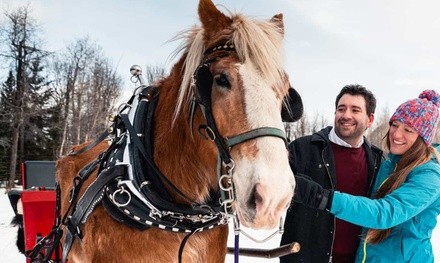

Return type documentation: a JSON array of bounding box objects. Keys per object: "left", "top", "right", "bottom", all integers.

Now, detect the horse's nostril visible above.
[
  {"left": 247, "top": 184, "right": 263, "bottom": 210},
  {"left": 254, "top": 187, "right": 263, "bottom": 207}
]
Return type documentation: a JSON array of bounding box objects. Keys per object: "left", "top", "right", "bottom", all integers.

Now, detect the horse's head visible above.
[
  {"left": 165, "top": 0, "right": 302, "bottom": 231},
  {"left": 170, "top": 0, "right": 301, "bottom": 230}
]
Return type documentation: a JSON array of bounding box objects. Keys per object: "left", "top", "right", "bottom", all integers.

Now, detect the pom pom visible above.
[{"left": 419, "top": 90, "right": 440, "bottom": 107}]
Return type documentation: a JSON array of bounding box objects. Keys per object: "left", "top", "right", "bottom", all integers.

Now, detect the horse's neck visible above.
[{"left": 152, "top": 81, "right": 218, "bottom": 204}]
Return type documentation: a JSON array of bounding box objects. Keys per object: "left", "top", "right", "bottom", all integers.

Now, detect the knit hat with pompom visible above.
[{"left": 390, "top": 90, "right": 440, "bottom": 145}]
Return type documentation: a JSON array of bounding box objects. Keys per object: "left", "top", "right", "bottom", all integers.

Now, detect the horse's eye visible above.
[{"left": 214, "top": 73, "right": 230, "bottom": 88}]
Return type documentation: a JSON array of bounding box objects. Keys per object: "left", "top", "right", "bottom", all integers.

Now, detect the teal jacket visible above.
[{"left": 330, "top": 150, "right": 440, "bottom": 262}]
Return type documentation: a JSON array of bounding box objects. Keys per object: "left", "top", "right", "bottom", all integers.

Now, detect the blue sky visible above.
[{"left": 2, "top": 0, "right": 440, "bottom": 124}]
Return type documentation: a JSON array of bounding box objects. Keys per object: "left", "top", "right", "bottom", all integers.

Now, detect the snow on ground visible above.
[
  {"left": 1, "top": 187, "right": 439, "bottom": 262},
  {"left": 0, "top": 188, "right": 26, "bottom": 262}
]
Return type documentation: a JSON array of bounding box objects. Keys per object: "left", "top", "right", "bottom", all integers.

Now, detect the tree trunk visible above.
[
  {"left": 59, "top": 87, "right": 71, "bottom": 156},
  {"left": 7, "top": 39, "right": 26, "bottom": 190},
  {"left": 7, "top": 113, "right": 22, "bottom": 190}
]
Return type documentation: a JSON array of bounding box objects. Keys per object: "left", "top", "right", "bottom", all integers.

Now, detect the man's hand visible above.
[{"left": 293, "top": 174, "right": 333, "bottom": 210}]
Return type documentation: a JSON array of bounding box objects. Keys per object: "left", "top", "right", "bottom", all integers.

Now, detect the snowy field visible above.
[{"left": 1, "top": 187, "right": 439, "bottom": 262}]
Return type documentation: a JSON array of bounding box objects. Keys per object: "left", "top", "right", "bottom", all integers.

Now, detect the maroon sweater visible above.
[{"left": 331, "top": 142, "right": 369, "bottom": 263}]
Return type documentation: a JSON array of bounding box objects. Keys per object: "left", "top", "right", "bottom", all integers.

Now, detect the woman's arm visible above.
[{"left": 330, "top": 165, "right": 440, "bottom": 229}]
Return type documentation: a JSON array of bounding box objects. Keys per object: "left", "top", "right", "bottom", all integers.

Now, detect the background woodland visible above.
[{"left": 1, "top": 5, "right": 438, "bottom": 189}]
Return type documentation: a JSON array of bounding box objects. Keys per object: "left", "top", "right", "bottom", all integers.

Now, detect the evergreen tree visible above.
[
  {"left": 22, "top": 58, "right": 54, "bottom": 161},
  {"left": 0, "top": 71, "right": 15, "bottom": 183},
  {"left": 0, "top": 6, "right": 51, "bottom": 189}
]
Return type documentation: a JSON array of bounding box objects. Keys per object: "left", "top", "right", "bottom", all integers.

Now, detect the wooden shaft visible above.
[{"left": 227, "top": 242, "right": 301, "bottom": 258}]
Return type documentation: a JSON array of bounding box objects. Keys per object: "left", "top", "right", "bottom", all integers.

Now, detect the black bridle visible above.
[
  {"left": 189, "top": 59, "right": 288, "bottom": 218},
  {"left": 190, "top": 43, "right": 295, "bottom": 263}
]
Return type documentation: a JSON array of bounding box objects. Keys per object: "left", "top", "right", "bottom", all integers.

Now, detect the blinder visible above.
[
  {"left": 281, "top": 87, "right": 303, "bottom": 122},
  {"left": 194, "top": 63, "right": 213, "bottom": 110}
]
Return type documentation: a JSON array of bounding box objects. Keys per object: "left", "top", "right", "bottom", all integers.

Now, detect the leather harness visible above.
[{"left": 26, "top": 43, "right": 292, "bottom": 263}]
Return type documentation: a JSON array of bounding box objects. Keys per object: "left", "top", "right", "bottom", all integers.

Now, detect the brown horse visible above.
[{"left": 55, "top": 0, "right": 300, "bottom": 262}]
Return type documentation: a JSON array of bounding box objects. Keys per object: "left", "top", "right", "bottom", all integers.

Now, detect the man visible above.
[{"left": 280, "top": 84, "right": 383, "bottom": 263}]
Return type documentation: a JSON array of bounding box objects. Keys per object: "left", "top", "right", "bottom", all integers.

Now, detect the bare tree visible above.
[
  {"left": 55, "top": 37, "right": 95, "bottom": 154},
  {"left": 366, "top": 106, "right": 390, "bottom": 153},
  {"left": 52, "top": 37, "right": 121, "bottom": 156},
  {"left": 144, "top": 65, "right": 166, "bottom": 85},
  {"left": 0, "top": 6, "right": 50, "bottom": 189},
  {"left": 83, "top": 57, "right": 121, "bottom": 141},
  {"left": 285, "top": 112, "right": 330, "bottom": 142},
  {"left": 434, "top": 126, "right": 440, "bottom": 145}
]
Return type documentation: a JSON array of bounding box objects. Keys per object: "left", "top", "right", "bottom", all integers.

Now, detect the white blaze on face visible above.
[{"left": 233, "top": 62, "right": 295, "bottom": 229}]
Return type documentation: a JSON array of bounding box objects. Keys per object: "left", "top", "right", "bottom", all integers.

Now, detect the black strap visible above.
[
  {"left": 62, "top": 230, "right": 73, "bottom": 263},
  {"left": 62, "top": 165, "right": 125, "bottom": 262},
  {"left": 178, "top": 231, "right": 199, "bottom": 263},
  {"left": 131, "top": 89, "right": 173, "bottom": 202},
  {"left": 198, "top": 104, "right": 233, "bottom": 164},
  {"left": 25, "top": 226, "right": 63, "bottom": 262},
  {"left": 101, "top": 193, "right": 151, "bottom": 231},
  {"left": 137, "top": 86, "right": 158, "bottom": 159},
  {"left": 61, "top": 153, "right": 106, "bottom": 227},
  {"left": 68, "top": 130, "right": 109, "bottom": 156},
  {"left": 104, "top": 179, "right": 223, "bottom": 232},
  {"left": 25, "top": 185, "right": 64, "bottom": 262},
  {"left": 120, "top": 114, "right": 194, "bottom": 203},
  {"left": 42, "top": 227, "right": 63, "bottom": 262},
  {"left": 69, "top": 166, "right": 125, "bottom": 226}
]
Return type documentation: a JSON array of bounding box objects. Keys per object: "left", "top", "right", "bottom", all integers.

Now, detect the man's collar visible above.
[{"left": 329, "top": 127, "right": 364, "bottom": 148}]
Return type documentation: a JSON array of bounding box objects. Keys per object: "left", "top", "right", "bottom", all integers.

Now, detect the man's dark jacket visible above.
[{"left": 280, "top": 126, "right": 383, "bottom": 263}]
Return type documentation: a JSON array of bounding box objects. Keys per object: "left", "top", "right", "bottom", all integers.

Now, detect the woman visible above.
[{"left": 294, "top": 90, "right": 440, "bottom": 262}]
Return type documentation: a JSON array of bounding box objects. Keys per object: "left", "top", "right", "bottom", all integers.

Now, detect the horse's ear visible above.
[
  {"left": 282, "top": 86, "right": 303, "bottom": 122},
  {"left": 198, "top": 0, "right": 231, "bottom": 36},
  {"left": 270, "top": 13, "right": 284, "bottom": 36}
]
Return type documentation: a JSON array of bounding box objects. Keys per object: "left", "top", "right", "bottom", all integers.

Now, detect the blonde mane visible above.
[{"left": 172, "top": 13, "right": 285, "bottom": 123}]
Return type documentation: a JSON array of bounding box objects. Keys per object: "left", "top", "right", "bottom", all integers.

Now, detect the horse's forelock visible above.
[
  {"left": 172, "top": 27, "right": 205, "bottom": 124},
  {"left": 231, "top": 14, "right": 285, "bottom": 93},
  {"left": 171, "top": 12, "right": 286, "bottom": 124}
]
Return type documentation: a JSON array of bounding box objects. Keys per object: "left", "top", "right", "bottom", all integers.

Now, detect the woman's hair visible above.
[{"left": 365, "top": 131, "right": 440, "bottom": 244}]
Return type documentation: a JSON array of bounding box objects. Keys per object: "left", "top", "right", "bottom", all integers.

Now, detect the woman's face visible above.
[{"left": 389, "top": 120, "right": 420, "bottom": 155}]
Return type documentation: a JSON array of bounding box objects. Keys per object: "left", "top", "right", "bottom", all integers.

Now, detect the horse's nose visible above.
[
  {"left": 249, "top": 181, "right": 293, "bottom": 227},
  {"left": 252, "top": 182, "right": 291, "bottom": 209}
]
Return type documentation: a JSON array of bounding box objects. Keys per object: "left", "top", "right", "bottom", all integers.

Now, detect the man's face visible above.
[{"left": 334, "top": 94, "right": 374, "bottom": 146}]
